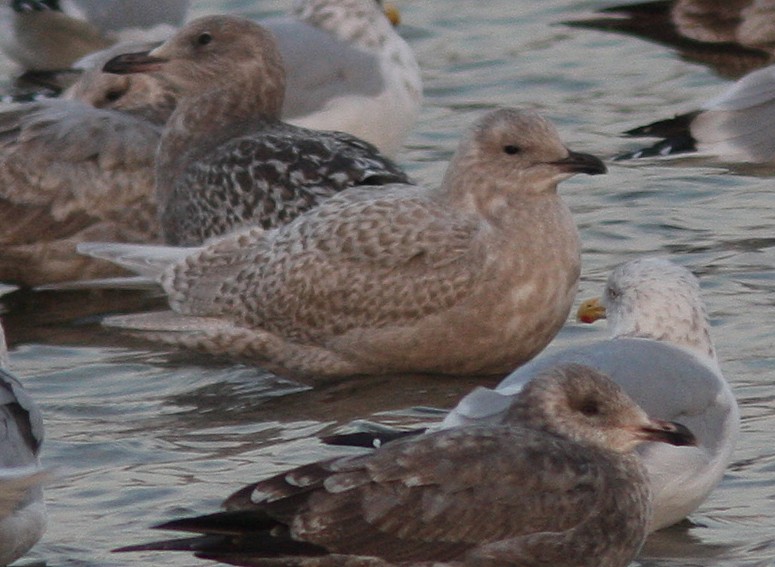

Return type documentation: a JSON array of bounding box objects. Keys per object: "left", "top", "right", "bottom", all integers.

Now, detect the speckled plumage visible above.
[
  {"left": 116, "top": 365, "right": 696, "bottom": 567},
  {"left": 158, "top": 121, "right": 410, "bottom": 247},
  {"left": 103, "top": 15, "right": 410, "bottom": 247},
  {"left": 442, "top": 258, "right": 739, "bottom": 531},
  {"left": 86, "top": 107, "right": 605, "bottom": 379}
]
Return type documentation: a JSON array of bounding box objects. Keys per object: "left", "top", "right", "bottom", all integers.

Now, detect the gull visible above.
[
  {"left": 2, "top": 0, "right": 422, "bottom": 157},
  {"left": 102, "top": 15, "right": 411, "bottom": 247},
  {"left": 78, "top": 107, "right": 605, "bottom": 379},
  {"left": 565, "top": 0, "right": 775, "bottom": 79},
  {"left": 0, "top": 0, "right": 190, "bottom": 72},
  {"left": 616, "top": 63, "right": 775, "bottom": 163},
  {"left": 0, "top": 322, "right": 48, "bottom": 566},
  {"left": 440, "top": 258, "right": 739, "bottom": 531},
  {"left": 0, "top": 64, "right": 172, "bottom": 286},
  {"left": 267, "top": 0, "right": 423, "bottom": 157},
  {"left": 114, "top": 364, "right": 696, "bottom": 567},
  {"left": 1, "top": 9, "right": 415, "bottom": 285}
]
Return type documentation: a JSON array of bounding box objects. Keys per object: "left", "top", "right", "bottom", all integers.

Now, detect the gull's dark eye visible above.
[
  {"left": 579, "top": 400, "right": 601, "bottom": 417},
  {"left": 105, "top": 89, "right": 124, "bottom": 102},
  {"left": 503, "top": 145, "right": 521, "bottom": 155},
  {"left": 606, "top": 286, "right": 619, "bottom": 301},
  {"left": 197, "top": 32, "right": 213, "bottom": 46}
]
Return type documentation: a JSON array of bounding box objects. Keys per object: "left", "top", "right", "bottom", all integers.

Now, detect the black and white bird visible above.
[{"left": 616, "top": 63, "right": 775, "bottom": 163}]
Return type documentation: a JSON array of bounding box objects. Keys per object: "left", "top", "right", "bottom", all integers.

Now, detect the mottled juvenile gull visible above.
[
  {"left": 616, "top": 63, "right": 775, "bottom": 163},
  {"left": 565, "top": 0, "right": 775, "bottom": 78},
  {"left": 0, "top": 64, "right": 175, "bottom": 286},
  {"left": 103, "top": 15, "right": 410, "bottom": 247},
  {"left": 0, "top": 0, "right": 190, "bottom": 72},
  {"left": 0, "top": 322, "right": 48, "bottom": 566},
  {"left": 267, "top": 0, "right": 422, "bottom": 156},
  {"left": 440, "top": 257, "right": 739, "bottom": 531},
  {"left": 114, "top": 364, "right": 695, "bottom": 567},
  {"left": 79, "top": 107, "right": 605, "bottom": 379}
]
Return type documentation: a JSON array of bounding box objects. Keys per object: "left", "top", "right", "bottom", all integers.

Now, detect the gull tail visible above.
[
  {"left": 115, "top": 511, "right": 329, "bottom": 564},
  {"left": 37, "top": 243, "right": 199, "bottom": 291},
  {"left": 77, "top": 242, "right": 197, "bottom": 278}
]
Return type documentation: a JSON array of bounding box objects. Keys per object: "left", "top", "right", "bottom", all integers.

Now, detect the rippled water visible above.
[{"left": 2, "top": 0, "right": 775, "bottom": 565}]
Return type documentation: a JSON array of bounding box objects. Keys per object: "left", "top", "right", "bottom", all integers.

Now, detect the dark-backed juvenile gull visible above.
[
  {"left": 102, "top": 15, "right": 411, "bottom": 247},
  {"left": 114, "top": 365, "right": 696, "bottom": 567},
  {"left": 441, "top": 257, "right": 739, "bottom": 531}
]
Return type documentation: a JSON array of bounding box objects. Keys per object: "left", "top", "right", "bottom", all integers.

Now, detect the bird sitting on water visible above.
[
  {"left": 0, "top": 63, "right": 172, "bottom": 286},
  {"left": 564, "top": 0, "right": 775, "bottom": 79},
  {"left": 266, "top": 0, "right": 423, "bottom": 157},
  {"left": 102, "top": 15, "right": 411, "bottom": 247},
  {"left": 2, "top": 0, "right": 422, "bottom": 158},
  {"left": 326, "top": 258, "right": 738, "bottom": 531},
  {"left": 78, "top": 107, "right": 606, "bottom": 380},
  {"left": 0, "top": 0, "right": 189, "bottom": 72},
  {"left": 0, "top": 322, "right": 48, "bottom": 566},
  {"left": 114, "top": 364, "right": 696, "bottom": 567},
  {"left": 441, "top": 257, "right": 739, "bottom": 531},
  {"left": 616, "top": 63, "right": 775, "bottom": 163},
  {"left": 0, "top": 13, "right": 413, "bottom": 286}
]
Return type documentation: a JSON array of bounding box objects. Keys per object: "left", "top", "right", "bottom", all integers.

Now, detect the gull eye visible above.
[
  {"left": 105, "top": 89, "right": 124, "bottom": 102},
  {"left": 579, "top": 400, "right": 601, "bottom": 417},
  {"left": 197, "top": 32, "right": 213, "bottom": 46},
  {"left": 606, "top": 286, "right": 619, "bottom": 301},
  {"left": 503, "top": 145, "right": 521, "bottom": 155}
]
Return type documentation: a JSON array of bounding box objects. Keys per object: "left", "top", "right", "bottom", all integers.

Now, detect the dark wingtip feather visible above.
[
  {"left": 623, "top": 112, "right": 699, "bottom": 138},
  {"left": 614, "top": 134, "right": 698, "bottom": 161},
  {"left": 321, "top": 427, "right": 425, "bottom": 448},
  {"left": 114, "top": 534, "right": 228, "bottom": 553}
]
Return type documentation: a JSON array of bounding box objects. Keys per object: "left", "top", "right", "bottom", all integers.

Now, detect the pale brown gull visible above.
[
  {"left": 113, "top": 364, "right": 696, "bottom": 567},
  {"left": 102, "top": 15, "right": 410, "bottom": 247},
  {"left": 78, "top": 107, "right": 605, "bottom": 380},
  {"left": 0, "top": 64, "right": 174, "bottom": 286}
]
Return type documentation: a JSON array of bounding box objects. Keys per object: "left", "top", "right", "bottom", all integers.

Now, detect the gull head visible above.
[
  {"left": 64, "top": 67, "right": 177, "bottom": 125},
  {"left": 102, "top": 16, "right": 286, "bottom": 117},
  {"left": 580, "top": 258, "right": 717, "bottom": 363},
  {"left": 442, "top": 108, "right": 606, "bottom": 207},
  {"left": 508, "top": 363, "right": 696, "bottom": 453}
]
